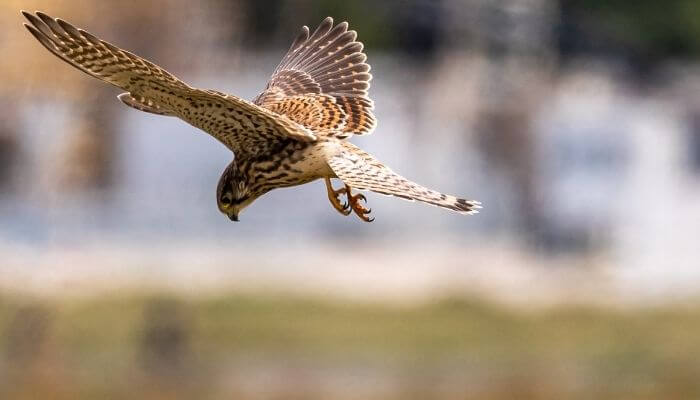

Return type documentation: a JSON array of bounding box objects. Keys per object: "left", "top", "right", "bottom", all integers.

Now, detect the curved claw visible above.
[
  {"left": 348, "top": 192, "right": 373, "bottom": 222},
  {"left": 339, "top": 194, "right": 352, "bottom": 215},
  {"left": 356, "top": 209, "right": 374, "bottom": 223}
]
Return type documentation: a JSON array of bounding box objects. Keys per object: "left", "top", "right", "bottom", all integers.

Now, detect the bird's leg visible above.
[
  {"left": 325, "top": 177, "right": 351, "bottom": 216},
  {"left": 345, "top": 185, "right": 374, "bottom": 222}
]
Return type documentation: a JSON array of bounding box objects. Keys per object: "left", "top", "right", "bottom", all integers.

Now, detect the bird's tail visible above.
[{"left": 326, "top": 142, "right": 481, "bottom": 215}]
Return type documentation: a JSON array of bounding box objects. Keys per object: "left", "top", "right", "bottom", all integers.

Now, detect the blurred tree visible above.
[
  {"left": 476, "top": 107, "right": 538, "bottom": 234},
  {"left": 139, "top": 298, "right": 192, "bottom": 378},
  {"left": 0, "top": 108, "right": 20, "bottom": 196},
  {"left": 240, "top": 0, "right": 285, "bottom": 46},
  {"left": 388, "top": 0, "right": 442, "bottom": 57},
  {"left": 56, "top": 91, "right": 117, "bottom": 192},
  {"left": 560, "top": 0, "right": 700, "bottom": 72},
  {"left": 687, "top": 108, "right": 700, "bottom": 174},
  {"left": 235, "top": 0, "right": 441, "bottom": 56},
  {"left": 136, "top": 298, "right": 200, "bottom": 399},
  {"left": 3, "top": 304, "right": 52, "bottom": 369},
  {"left": 1, "top": 304, "right": 74, "bottom": 399}
]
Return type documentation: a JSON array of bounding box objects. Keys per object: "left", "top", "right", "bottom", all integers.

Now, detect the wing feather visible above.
[
  {"left": 254, "top": 17, "right": 376, "bottom": 137},
  {"left": 22, "top": 11, "right": 316, "bottom": 156}
]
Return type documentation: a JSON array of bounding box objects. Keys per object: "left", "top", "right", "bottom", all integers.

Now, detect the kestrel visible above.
[{"left": 22, "top": 11, "right": 481, "bottom": 222}]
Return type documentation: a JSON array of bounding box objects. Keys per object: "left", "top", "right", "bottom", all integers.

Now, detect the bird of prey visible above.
[{"left": 22, "top": 11, "right": 481, "bottom": 222}]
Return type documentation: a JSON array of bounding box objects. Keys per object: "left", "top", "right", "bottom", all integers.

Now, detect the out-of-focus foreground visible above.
[
  {"left": 3, "top": 0, "right": 700, "bottom": 398},
  {"left": 3, "top": 294, "right": 700, "bottom": 399}
]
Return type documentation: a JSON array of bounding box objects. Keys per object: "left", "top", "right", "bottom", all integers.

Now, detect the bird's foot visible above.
[
  {"left": 346, "top": 186, "right": 374, "bottom": 222},
  {"left": 325, "top": 178, "right": 351, "bottom": 216}
]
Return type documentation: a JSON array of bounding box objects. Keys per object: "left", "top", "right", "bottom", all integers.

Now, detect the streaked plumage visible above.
[{"left": 22, "top": 11, "right": 481, "bottom": 222}]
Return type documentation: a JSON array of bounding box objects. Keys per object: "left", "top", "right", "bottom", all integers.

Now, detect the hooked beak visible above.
[{"left": 228, "top": 212, "right": 239, "bottom": 222}]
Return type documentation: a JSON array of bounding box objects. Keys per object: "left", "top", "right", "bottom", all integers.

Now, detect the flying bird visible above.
[{"left": 22, "top": 11, "right": 481, "bottom": 222}]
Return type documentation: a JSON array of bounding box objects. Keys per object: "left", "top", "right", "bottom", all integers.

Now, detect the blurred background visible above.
[{"left": 2, "top": 0, "right": 700, "bottom": 398}]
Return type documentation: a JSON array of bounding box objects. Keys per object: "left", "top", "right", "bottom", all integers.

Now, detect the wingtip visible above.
[
  {"left": 20, "top": 10, "right": 38, "bottom": 24},
  {"left": 22, "top": 22, "right": 52, "bottom": 50},
  {"left": 314, "top": 16, "right": 334, "bottom": 34},
  {"left": 23, "top": 22, "right": 39, "bottom": 35},
  {"left": 34, "top": 11, "right": 58, "bottom": 29},
  {"left": 35, "top": 11, "right": 50, "bottom": 22},
  {"left": 56, "top": 18, "right": 81, "bottom": 37}
]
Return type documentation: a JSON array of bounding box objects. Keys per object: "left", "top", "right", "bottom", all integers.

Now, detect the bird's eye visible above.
[{"left": 220, "top": 194, "right": 232, "bottom": 208}]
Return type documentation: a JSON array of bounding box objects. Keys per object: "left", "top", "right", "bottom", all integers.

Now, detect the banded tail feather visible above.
[{"left": 327, "top": 143, "right": 481, "bottom": 215}]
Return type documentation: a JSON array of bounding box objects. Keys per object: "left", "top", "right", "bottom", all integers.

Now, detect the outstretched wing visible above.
[
  {"left": 327, "top": 143, "right": 481, "bottom": 215},
  {"left": 22, "top": 11, "right": 316, "bottom": 156},
  {"left": 254, "top": 17, "right": 376, "bottom": 138}
]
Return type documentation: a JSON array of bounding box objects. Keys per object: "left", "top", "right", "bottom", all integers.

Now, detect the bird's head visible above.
[{"left": 216, "top": 161, "right": 258, "bottom": 222}]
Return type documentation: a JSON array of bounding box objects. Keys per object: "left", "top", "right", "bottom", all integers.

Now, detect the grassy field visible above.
[{"left": 1, "top": 292, "right": 699, "bottom": 399}]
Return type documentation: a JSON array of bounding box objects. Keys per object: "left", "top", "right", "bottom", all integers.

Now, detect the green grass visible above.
[{"left": 1, "top": 292, "right": 700, "bottom": 399}]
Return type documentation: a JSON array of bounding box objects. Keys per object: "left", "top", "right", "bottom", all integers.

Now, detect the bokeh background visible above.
[{"left": 2, "top": 0, "right": 700, "bottom": 398}]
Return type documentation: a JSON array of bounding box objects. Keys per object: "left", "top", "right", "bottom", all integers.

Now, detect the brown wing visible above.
[
  {"left": 262, "top": 94, "right": 346, "bottom": 134},
  {"left": 254, "top": 17, "right": 376, "bottom": 138},
  {"left": 22, "top": 11, "right": 189, "bottom": 94},
  {"left": 327, "top": 142, "right": 481, "bottom": 215},
  {"left": 22, "top": 11, "right": 316, "bottom": 156}
]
